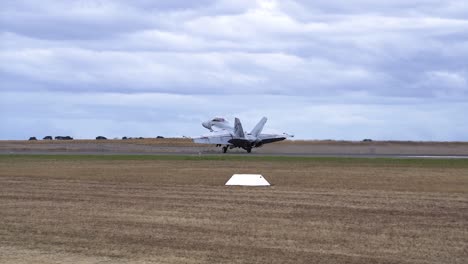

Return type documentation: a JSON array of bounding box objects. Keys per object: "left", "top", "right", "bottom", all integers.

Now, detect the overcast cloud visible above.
[{"left": 1, "top": 0, "right": 467, "bottom": 140}]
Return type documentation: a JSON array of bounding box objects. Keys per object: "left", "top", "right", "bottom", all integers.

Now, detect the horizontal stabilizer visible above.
[{"left": 260, "top": 137, "right": 286, "bottom": 144}]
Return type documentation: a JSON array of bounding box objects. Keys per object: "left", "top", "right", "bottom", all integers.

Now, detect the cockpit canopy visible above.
[{"left": 211, "top": 117, "right": 225, "bottom": 122}]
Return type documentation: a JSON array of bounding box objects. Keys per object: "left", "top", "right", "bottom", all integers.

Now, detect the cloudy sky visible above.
[{"left": 1, "top": 0, "right": 467, "bottom": 140}]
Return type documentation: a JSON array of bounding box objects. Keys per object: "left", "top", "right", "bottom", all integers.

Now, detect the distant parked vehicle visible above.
[
  {"left": 43, "top": 136, "right": 53, "bottom": 140},
  {"left": 96, "top": 136, "right": 107, "bottom": 140},
  {"left": 28, "top": 137, "right": 37, "bottom": 141},
  {"left": 122, "top": 136, "right": 128, "bottom": 140},
  {"left": 55, "top": 136, "right": 73, "bottom": 140},
  {"left": 156, "top": 136, "right": 164, "bottom": 139},
  {"left": 362, "top": 139, "right": 373, "bottom": 142}
]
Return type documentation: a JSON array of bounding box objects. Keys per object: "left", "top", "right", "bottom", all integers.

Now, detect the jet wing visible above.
[{"left": 193, "top": 134, "right": 232, "bottom": 145}]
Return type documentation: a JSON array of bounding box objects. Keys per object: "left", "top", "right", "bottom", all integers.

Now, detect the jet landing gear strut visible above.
[
  {"left": 221, "top": 145, "right": 252, "bottom": 153},
  {"left": 243, "top": 147, "right": 252, "bottom": 153}
]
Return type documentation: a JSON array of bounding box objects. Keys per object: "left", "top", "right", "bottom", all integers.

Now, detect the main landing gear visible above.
[{"left": 220, "top": 145, "right": 252, "bottom": 154}]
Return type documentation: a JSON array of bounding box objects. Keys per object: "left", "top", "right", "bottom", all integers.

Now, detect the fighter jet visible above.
[{"left": 194, "top": 117, "right": 293, "bottom": 153}]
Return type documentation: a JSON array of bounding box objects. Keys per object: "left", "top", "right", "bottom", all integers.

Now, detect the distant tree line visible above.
[
  {"left": 28, "top": 136, "right": 74, "bottom": 140},
  {"left": 28, "top": 136, "right": 165, "bottom": 140}
]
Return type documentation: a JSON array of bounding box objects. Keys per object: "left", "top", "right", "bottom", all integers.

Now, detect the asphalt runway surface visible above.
[
  {"left": 2, "top": 150, "right": 468, "bottom": 159},
  {"left": 2, "top": 140, "right": 468, "bottom": 158}
]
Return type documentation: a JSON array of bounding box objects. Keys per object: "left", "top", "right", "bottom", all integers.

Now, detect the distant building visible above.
[
  {"left": 43, "top": 136, "right": 53, "bottom": 140},
  {"left": 28, "top": 137, "right": 37, "bottom": 141}
]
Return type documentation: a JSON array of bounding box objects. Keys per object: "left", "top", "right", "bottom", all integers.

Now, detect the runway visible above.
[
  {"left": 2, "top": 150, "right": 468, "bottom": 159},
  {"left": 2, "top": 139, "right": 468, "bottom": 159}
]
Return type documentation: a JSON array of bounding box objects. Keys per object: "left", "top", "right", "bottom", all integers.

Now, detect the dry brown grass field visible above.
[{"left": 1, "top": 155, "right": 467, "bottom": 264}]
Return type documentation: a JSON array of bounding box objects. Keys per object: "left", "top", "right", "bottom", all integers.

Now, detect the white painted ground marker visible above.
[{"left": 225, "top": 174, "right": 270, "bottom": 186}]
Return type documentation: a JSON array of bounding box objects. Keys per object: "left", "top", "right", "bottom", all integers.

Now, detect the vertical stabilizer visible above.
[
  {"left": 234, "top": 118, "right": 245, "bottom": 138},
  {"left": 250, "top": 117, "right": 267, "bottom": 137}
]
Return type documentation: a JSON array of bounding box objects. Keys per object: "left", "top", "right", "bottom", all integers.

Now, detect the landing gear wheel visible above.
[
  {"left": 246, "top": 148, "right": 252, "bottom": 153},
  {"left": 222, "top": 146, "right": 228, "bottom": 153}
]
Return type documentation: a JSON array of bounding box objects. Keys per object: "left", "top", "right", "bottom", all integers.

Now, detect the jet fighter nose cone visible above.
[{"left": 202, "top": 121, "right": 211, "bottom": 130}]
